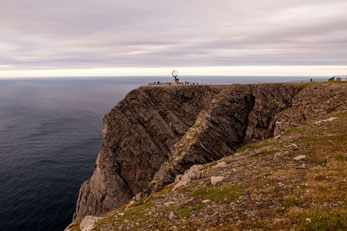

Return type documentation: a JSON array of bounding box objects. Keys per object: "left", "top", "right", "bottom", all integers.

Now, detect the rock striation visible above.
[
  {"left": 73, "top": 82, "right": 346, "bottom": 222},
  {"left": 73, "top": 85, "right": 223, "bottom": 221},
  {"left": 147, "top": 84, "right": 302, "bottom": 192}
]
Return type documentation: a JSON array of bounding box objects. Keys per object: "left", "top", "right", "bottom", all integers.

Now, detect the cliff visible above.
[
  {"left": 71, "top": 82, "right": 347, "bottom": 229},
  {"left": 73, "top": 85, "right": 224, "bottom": 221}
]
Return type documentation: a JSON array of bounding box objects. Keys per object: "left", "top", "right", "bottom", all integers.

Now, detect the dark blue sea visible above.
[{"left": 0, "top": 76, "right": 326, "bottom": 231}]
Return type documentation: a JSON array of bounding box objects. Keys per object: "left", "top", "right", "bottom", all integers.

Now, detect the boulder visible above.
[
  {"left": 80, "top": 216, "right": 100, "bottom": 231},
  {"left": 284, "top": 144, "right": 298, "bottom": 151},
  {"left": 211, "top": 176, "right": 224, "bottom": 186},
  {"left": 169, "top": 211, "right": 176, "bottom": 221},
  {"left": 213, "top": 161, "right": 227, "bottom": 168},
  {"left": 173, "top": 165, "right": 202, "bottom": 191}
]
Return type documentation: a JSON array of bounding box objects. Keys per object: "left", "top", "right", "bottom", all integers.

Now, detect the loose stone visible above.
[
  {"left": 293, "top": 155, "right": 306, "bottom": 161},
  {"left": 211, "top": 176, "right": 224, "bottom": 186},
  {"left": 169, "top": 211, "right": 176, "bottom": 221}
]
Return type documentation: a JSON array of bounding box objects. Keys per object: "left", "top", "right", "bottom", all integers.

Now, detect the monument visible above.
[{"left": 172, "top": 70, "right": 179, "bottom": 84}]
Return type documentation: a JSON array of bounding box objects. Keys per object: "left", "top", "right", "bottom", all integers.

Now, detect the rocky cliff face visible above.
[
  {"left": 89, "top": 85, "right": 347, "bottom": 230},
  {"left": 73, "top": 83, "right": 307, "bottom": 222},
  {"left": 148, "top": 84, "right": 302, "bottom": 192},
  {"left": 73, "top": 85, "right": 223, "bottom": 221}
]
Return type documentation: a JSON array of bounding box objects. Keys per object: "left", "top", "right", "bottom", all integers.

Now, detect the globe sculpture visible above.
[{"left": 172, "top": 70, "right": 179, "bottom": 84}]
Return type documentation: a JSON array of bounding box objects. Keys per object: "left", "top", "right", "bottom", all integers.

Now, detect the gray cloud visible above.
[{"left": 0, "top": 0, "right": 346, "bottom": 70}]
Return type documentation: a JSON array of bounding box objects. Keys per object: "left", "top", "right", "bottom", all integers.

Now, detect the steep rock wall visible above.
[
  {"left": 149, "top": 84, "right": 302, "bottom": 191},
  {"left": 73, "top": 85, "right": 223, "bottom": 221},
  {"left": 73, "top": 83, "right": 304, "bottom": 221}
]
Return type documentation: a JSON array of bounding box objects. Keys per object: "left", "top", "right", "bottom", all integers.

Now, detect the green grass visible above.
[
  {"left": 295, "top": 209, "right": 347, "bottom": 231},
  {"left": 251, "top": 149, "right": 278, "bottom": 157},
  {"left": 160, "top": 205, "right": 178, "bottom": 213},
  {"left": 130, "top": 196, "right": 155, "bottom": 210},
  {"left": 161, "top": 204, "right": 204, "bottom": 219},
  {"left": 335, "top": 153, "right": 347, "bottom": 161},
  {"left": 176, "top": 204, "right": 205, "bottom": 218},
  {"left": 283, "top": 127, "right": 304, "bottom": 136},
  {"left": 237, "top": 141, "right": 274, "bottom": 152},
  {"left": 93, "top": 196, "right": 154, "bottom": 230},
  {"left": 191, "top": 204, "right": 204, "bottom": 210},
  {"left": 192, "top": 184, "right": 247, "bottom": 203},
  {"left": 314, "top": 158, "right": 329, "bottom": 166},
  {"left": 177, "top": 207, "right": 192, "bottom": 218},
  {"left": 283, "top": 198, "right": 305, "bottom": 210},
  {"left": 336, "top": 111, "right": 347, "bottom": 119}
]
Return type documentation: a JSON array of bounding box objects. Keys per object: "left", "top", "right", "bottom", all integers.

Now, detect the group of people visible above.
[{"left": 150, "top": 81, "right": 198, "bottom": 85}]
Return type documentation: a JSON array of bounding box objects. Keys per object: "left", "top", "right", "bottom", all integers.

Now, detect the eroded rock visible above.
[
  {"left": 148, "top": 84, "right": 303, "bottom": 193},
  {"left": 211, "top": 176, "right": 224, "bottom": 186},
  {"left": 169, "top": 211, "right": 176, "bottom": 221},
  {"left": 80, "top": 216, "right": 100, "bottom": 231},
  {"left": 314, "top": 117, "right": 338, "bottom": 125},
  {"left": 73, "top": 85, "right": 221, "bottom": 221},
  {"left": 284, "top": 143, "right": 298, "bottom": 151},
  {"left": 173, "top": 165, "right": 202, "bottom": 191},
  {"left": 213, "top": 161, "right": 227, "bottom": 168}
]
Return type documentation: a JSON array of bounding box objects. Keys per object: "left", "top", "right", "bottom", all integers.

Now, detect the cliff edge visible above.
[{"left": 72, "top": 82, "right": 346, "bottom": 225}]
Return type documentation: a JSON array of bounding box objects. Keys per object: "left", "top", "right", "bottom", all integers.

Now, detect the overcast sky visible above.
[{"left": 1, "top": 0, "right": 347, "bottom": 77}]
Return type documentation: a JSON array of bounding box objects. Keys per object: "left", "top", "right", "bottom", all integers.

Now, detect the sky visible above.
[{"left": 0, "top": 0, "right": 347, "bottom": 77}]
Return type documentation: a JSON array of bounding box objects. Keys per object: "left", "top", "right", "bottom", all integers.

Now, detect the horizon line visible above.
[{"left": 0, "top": 65, "right": 346, "bottom": 78}]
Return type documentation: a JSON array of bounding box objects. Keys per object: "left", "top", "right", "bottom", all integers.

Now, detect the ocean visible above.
[{"left": 0, "top": 76, "right": 325, "bottom": 231}]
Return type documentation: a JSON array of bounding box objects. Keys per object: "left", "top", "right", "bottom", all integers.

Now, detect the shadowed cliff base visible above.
[{"left": 72, "top": 82, "right": 347, "bottom": 223}]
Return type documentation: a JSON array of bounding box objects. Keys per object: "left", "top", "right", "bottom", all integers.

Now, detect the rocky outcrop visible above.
[
  {"left": 73, "top": 83, "right": 312, "bottom": 222},
  {"left": 73, "top": 85, "right": 223, "bottom": 221},
  {"left": 80, "top": 216, "right": 100, "bottom": 231},
  {"left": 274, "top": 83, "right": 347, "bottom": 135},
  {"left": 148, "top": 84, "right": 302, "bottom": 192}
]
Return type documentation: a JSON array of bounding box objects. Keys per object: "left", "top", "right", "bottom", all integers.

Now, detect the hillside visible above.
[{"left": 66, "top": 82, "right": 346, "bottom": 231}]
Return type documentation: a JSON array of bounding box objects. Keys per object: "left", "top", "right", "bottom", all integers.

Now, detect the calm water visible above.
[{"left": 0, "top": 76, "right": 324, "bottom": 231}]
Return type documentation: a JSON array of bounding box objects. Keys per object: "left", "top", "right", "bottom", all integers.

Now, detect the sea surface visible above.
[{"left": 0, "top": 76, "right": 325, "bottom": 231}]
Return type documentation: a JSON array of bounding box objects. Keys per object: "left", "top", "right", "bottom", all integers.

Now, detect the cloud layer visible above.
[{"left": 1, "top": 0, "right": 347, "bottom": 70}]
